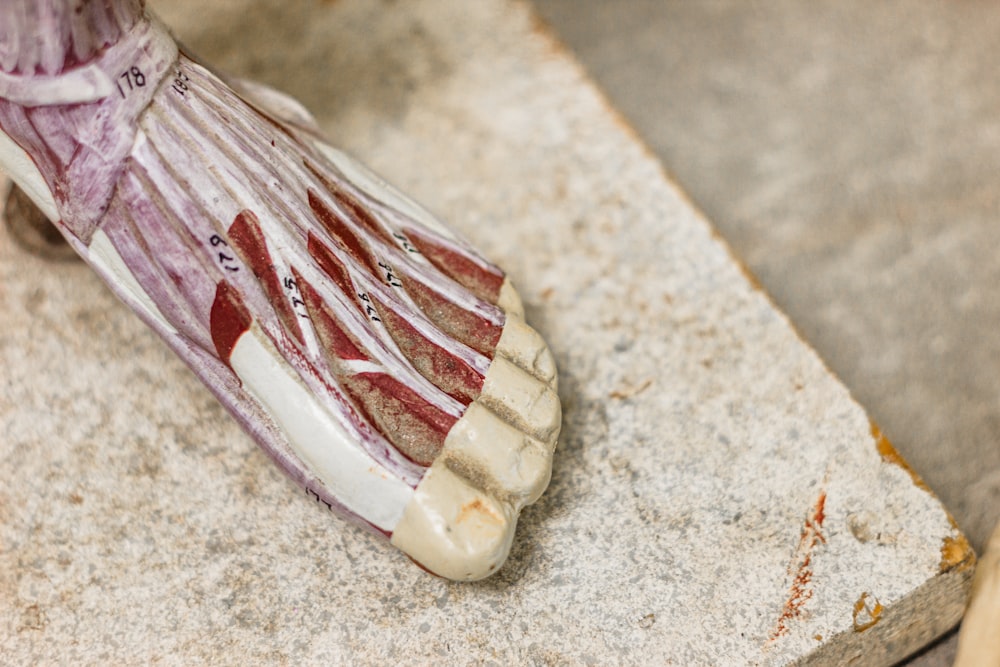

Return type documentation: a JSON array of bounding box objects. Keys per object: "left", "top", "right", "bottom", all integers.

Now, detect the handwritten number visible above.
[
  {"left": 207, "top": 235, "right": 239, "bottom": 272},
  {"left": 116, "top": 65, "right": 146, "bottom": 99},
  {"left": 172, "top": 69, "right": 191, "bottom": 97},
  {"left": 306, "top": 488, "right": 333, "bottom": 511},
  {"left": 357, "top": 292, "right": 381, "bottom": 322},
  {"left": 393, "top": 232, "right": 420, "bottom": 254},
  {"left": 378, "top": 261, "right": 403, "bottom": 288},
  {"left": 282, "top": 274, "right": 311, "bottom": 319}
]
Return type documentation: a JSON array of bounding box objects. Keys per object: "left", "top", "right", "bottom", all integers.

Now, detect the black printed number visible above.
[
  {"left": 358, "top": 292, "right": 381, "bottom": 323},
  {"left": 209, "top": 234, "right": 240, "bottom": 272},
  {"left": 393, "top": 232, "right": 420, "bottom": 254},
  {"left": 378, "top": 261, "right": 403, "bottom": 288},
  {"left": 116, "top": 66, "right": 146, "bottom": 98},
  {"left": 172, "top": 69, "right": 191, "bottom": 97},
  {"left": 283, "top": 276, "right": 310, "bottom": 318}
]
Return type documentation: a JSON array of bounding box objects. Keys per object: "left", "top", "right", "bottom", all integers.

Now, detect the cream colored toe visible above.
[
  {"left": 495, "top": 317, "right": 558, "bottom": 389},
  {"left": 497, "top": 277, "right": 524, "bottom": 320},
  {"left": 390, "top": 460, "right": 516, "bottom": 581},
  {"left": 389, "top": 277, "right": 561, "bottom": 581},
  {"left": 479, "top": 357, "right": 561, "bottom": 444},
  {"left": 442, "top": 402, "right": 552, "bottom": 505}
]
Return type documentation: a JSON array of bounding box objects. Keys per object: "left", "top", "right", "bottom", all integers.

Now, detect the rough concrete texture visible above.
[
  {"left": 531, "top": 2, "right": 1000, "bottom": 663},
  {"left": 0, "top": 1, "right": 974, "bottom": 664}
]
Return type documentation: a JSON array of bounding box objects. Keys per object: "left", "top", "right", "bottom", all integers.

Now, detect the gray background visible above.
[{"left": 531, "top": 1, "right": 1000, "bottom": 663}]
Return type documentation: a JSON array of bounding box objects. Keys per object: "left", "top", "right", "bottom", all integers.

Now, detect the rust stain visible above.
[
  {"left": 852, "top": 592, "right": 883, "bottom": 632},
  {"left": 17, "top": 603, "right": 47, "bottom": 632},
  {"left": 870, "top": 423, "right": 930, "bottom": 493},
  {"left": 729, "top": 248, "right": 764, "bottom": 292},
  {"left": 769, "top": 488, "right": 827, "bottom": 642},
  {"left": 871, "top": 422, "right": 977, "bottom": 574},
  {"left": 941, "top": 533, "right": 975, "bottom": 573},
  {"left": 456, "top": 499, "right": 502, "bottom": 526},
  {"left": 609, "top": 378, "right": 653, "bottom": 400}
]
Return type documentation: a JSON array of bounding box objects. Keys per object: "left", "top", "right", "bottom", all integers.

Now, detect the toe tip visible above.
[{"left": 390, "top": 461, "right": 518, "bottom": 581}]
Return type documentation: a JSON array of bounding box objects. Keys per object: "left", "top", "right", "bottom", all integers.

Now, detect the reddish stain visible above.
[
  {"left": 346, "top": 372, "right": 455, "bottom": 466},
  {"left": 309, "top": 209, "right": 502, "bottom": 359},
  {"left": 304, "top": 159, "right": 392, "bottom": 243},
  {"left": 296, "top": 271, "right": 368, "bottom": 361},
  {"left": 813, "top": 493, "right": 827, "bottom": 536},
  {"left": 210, "top": 280, "right": 252, "bottom": 364},
  {"left": 333, "top": 184, "right": 392, "bottom": 242},
  {"left": 308, "top": 232, "right": 361, "bottom": 312},
  {"left": 456, "top": 498, "right": 503, "bottom": 525},
  {"left": 402, "top": 276, "right": 502, "bottom": 358},
  {"left": 406, "top": 228, "right": 505, "bottom": 305},
  {"left": 374, "top": 296, "right": 485, "bottom": 404},
  {"left": 770, "top": 489, "right": 827, "bottom": 642},
  {"left": 294, "top": 270, "right": 454, "bottom": 465},
  {"left": 228, "top": 209, "right": 304, "bottom": 345},
  {"left": 308, "top": 188, "right": 378, "bottom": 274}
]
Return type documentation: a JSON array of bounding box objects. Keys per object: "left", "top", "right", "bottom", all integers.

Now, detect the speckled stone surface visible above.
[
  {"left": 0, "top": 1, "right": 973, "bottom": 664},
  {"left": 531, "top": 3, "right": 1000, "bottom": 664}
]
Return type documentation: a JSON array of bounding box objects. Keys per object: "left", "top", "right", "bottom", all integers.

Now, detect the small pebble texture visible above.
[{"left": 0, "top": 1, "right": 973, "bottom": 665}]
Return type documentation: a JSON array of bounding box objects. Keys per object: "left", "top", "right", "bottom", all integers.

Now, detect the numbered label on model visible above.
[
  {"left": 209, "top": 234, "right": 240, "bottom": 272},
  {"left": 283, "top": 276, "right": 310, "bottom": 319},
  {"left": 116, "top": 66, "right": 146, "bottom": 98},
  {"left": 171, "top": 68, "right": 191, "bottom": 97}
]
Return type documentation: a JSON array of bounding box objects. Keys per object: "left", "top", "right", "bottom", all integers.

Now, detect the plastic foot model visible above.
[{"left": 0, "top": 0, "right": 560, "bottom": 581}]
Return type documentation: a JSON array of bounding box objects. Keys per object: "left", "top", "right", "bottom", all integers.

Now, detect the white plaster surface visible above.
[
  {"left": 229, "top": 327, "right": 414, "bottom": 533},
  {"left": 0, "top": 1, "right": 972, "bottom": 664}
]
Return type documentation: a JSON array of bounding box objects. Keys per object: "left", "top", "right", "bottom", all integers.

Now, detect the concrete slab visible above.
[
  {"left": 531, "top": 3, "right": 1000, "bottom": 663},
  {"left": 0, "top": 1, "right": 973, "bottom": 664}
]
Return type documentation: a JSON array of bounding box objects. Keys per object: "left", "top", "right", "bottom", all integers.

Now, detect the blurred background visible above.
[{"left": 531, "top": 1, "right": 1000, "bottom": 663}]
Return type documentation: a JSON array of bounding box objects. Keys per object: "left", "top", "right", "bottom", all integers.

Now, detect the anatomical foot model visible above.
[{"left": 0, "top": 0, "right": 560, "bottom": 580}]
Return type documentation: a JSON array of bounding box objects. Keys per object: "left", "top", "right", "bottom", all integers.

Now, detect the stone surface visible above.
[
  {"left": 0, "top": 1, "right": 973, "bottom": 664},
  {"left": 531, "top": 2, "right": 1000, "bottom": 662}
]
